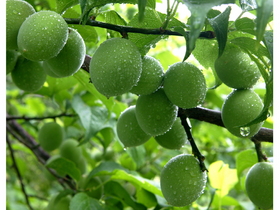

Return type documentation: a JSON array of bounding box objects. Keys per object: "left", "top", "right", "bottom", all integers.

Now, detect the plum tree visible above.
[
  {"left": 6, "top": 0, "right": 35, "bottom": 50},
  {"left": 245, "top": 162, "right": 273, "bottom": 209},
  {"left": 160, "top": 154, "right": 207, "bottom": 206},
  {"left": 130, "top": 55, "right": 164, "bottom": 95},
  {"left": 43, "top": 28, "right": 86, "bottom": 78},
  {"left": 90, "top": 37, "right": 142, "bottom": 98},
  {"left": 11, "top": 57, "right": 47, "bottom": 92},
  {"left": 38, "top": 122, "right": 64, "bottom": 152},
  {"left": 221, "top": 89, "right": 264, "bottom": 138},
  {"left": 214, "top": 45, "right": 261, "bottom": 89},
  {"left": 163, "top": 62, "right": 206, "bottom": 108},
  {"left": 155, "top": 118, "right": 187, "bottom": 150},
  {"left": 135, "top": 88, "right": 178, "bottom": 136},
  {"left": 17, "top": 10, "right": 68, "bottom": 61},
  {"left": 116, "top": 106, "right": 151, "bottom": 147}
]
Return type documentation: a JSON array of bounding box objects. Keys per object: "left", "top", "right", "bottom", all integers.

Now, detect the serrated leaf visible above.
[
  {"left": 256, "top": 0, "right": 273, "bottom": 43},
  {"left": 70, "top": 193, "right": 104, "bottom": 210},
  {"left": 181, "top": 0, "right": 235, "bottom": 60},
  {"left": 46, "top": 156, "right": 81, "bottom": 181},
  {"left": 72, "top": 95, "right": 116, "bottom": 143},
  {"left": 208, "top": 6, "right": 231, "bottom": 57},
  {"left": 235, "top": 149, "right": 258, "bottom": 177},
  {"left": 56, "top": 0, "right": 79, "bottom": 14}
]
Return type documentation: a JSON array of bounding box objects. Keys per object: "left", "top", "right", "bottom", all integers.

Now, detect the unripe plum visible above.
[
  {"left": 135, "top": 88, "right": 178, "bottom": 136},
  {"left": 116, "top": 106, "right": 151, "bottom": 147},
  {"left": 163, "top": 62, "right": 206, "bottom": 109},
  {"left": 160, "top": 154, "right": 207, "bottom": 206},
  {"left": 90, "top": 37, "right": 142, "bottom": 98},
  {"left": 221, "top": 89, "right": 264, "bottom": 138},
  {"left": 6, "top": 0, "right": 35, "bottom": 50},
  {"left": 155, "top": 118, "right": 187, "bottom": 150},
  {"left": 43, "top": 28, "right": 86, "bottom": 77},
  {"left": 245, "top": 162, "right": 273, "bottom": 210},
  {"left": 38, "top": 122, "right": 64, "bottom": 152},
  {"left": 214, "top": 46, "right": 261, "bottom": 89},
  {"left": 11, "top": 57, "right": 47, "bottom": 92},
  {"left": 130, "top": 55, "right": 164, "bottom": 95},
  {"left": 17, "top": 10, "right": 68, "bottom": 61},
  {"left": 59, "top": 139, "right": 82, "bottom": 166},
  {"left": 6, "top": 50, "right": 20, "bottom": 74}
]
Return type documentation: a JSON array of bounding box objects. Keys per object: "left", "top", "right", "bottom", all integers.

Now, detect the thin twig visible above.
[
  {"left": 6, "top": 113, "right": 77, "bottom": 121},
  {"left": 6, "top": 135, "right": 34, "bottom": 210}
]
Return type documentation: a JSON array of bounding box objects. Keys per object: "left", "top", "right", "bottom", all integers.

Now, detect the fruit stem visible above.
[
  {"left": 179, "top": 115, "right": 208, "bottom": 172},
  {"left": 252, "top": 139, "right": 268, "bottom": 162}
]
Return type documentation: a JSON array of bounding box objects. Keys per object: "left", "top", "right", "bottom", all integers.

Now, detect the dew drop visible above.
[{"left": 240, "top": 126, "right": 250, "bottom": 137}]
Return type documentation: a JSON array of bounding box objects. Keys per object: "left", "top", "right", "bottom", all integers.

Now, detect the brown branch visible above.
[
  {"left": 6, "top": 113, "right": 77, "bottom": 121},
  {"left": 178, "top": 107, "right": 273, "bottom": 143},
  {"left": 6, "top": 135, "right": 34, "bottom": 210}
]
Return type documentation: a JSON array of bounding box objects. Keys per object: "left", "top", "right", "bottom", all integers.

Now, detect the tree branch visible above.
[
  {"left": 64, "top": 18, "right": 215, "bottom": 39},
  {"left": 178, "top": 107, "right": 273, "bottom": 143},
  {"left": 6, "top": 113, "right": 77, "bottom": 121}
]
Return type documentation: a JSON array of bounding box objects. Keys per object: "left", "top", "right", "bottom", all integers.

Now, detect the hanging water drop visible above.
[{"left": 240, "top": 126, "right": 251, "bottom": 137}]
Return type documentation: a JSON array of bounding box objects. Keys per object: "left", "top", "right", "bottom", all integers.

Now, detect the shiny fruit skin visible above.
[
  {"left": 214, "top": 46, "right": 260, "bottom": 89},
  {"left": 6, "top": 0, "right": 35, "bottom": 50},
  {"left": 245, "top": 162, "right": 273, "bottom": 210},
  {"left": 163, "top": 62, "right": 206, "bottom": 109},
  {"left": 130, "top": 55, "right": 164, "bottom": 95},
  {"left": 155, "top": 118, "right": 187, "bottom": 150},
  {"left": 11, "top": 57, "right": 47, "bottom": 92},
  {"left": 17, "top": 10, "right": 68, "bottom": 61},
  {"left": 221, "top": 89, "right": 264, "bottom": 138},
  {"left": 90, "top": 38, "right": 142, "bottom": 98},
  {"left": 116, "top": 106, "right": 151, "bottom": 147},
  {"left": 43, "top": 28, "right": 86, "bottom": 77},
  {"left": 38, "top": 122, "right": 64, "bottom": 152},
  {"left": 6, "top": 50, "right": 20, "bottom": 74},
  {"left": 160, "top": 154, "right": 207, "bottom": 207},
  {"left": 59, "top": 139, "right": 82, "bottom": 165},
  {"left": 135, "top": 88, "right": 178, "bottom": 136}
]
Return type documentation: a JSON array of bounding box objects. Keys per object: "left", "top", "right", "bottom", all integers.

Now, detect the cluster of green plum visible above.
[
  {"left": 214, "top": 44, "right": 264, "bottom": 138},
  {"left": 89, "top": 37, "right": 208, "bottom": 206},
  {"left": 6, "top": 0, "right": 85, "bottom": 92}
]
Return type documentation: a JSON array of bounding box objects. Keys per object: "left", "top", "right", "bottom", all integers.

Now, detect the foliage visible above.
[{"left": 6, "top": 0, "right": 273, "bottom": 210}]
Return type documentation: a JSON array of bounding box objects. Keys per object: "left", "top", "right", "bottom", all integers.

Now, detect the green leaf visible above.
[
  {"left": 138, "top": 0, "right": 147, "bottom": 22},
  {"left": 263, "top": 30, "right": 273, "bottom": 62},
  {"left": 239, "top": 0, "right": 257, "bottom": 11},
  {"left": 70, "top": 192, "right": 104, "bottom": 210},
  {"left": 235, "top": 17, "right": 256, "bottom": 35},
  {"left": 173, "top": 26, "right": 189, "bottom": 61},
  {"left": 181, "top": 0, "right": 235, "bottom": 60},
  {"left": 73, "top": 70, "right": 115, "bottom": 111},
  {"left": 104, "top": 181, "right": 146, "bottom": 209},
  {"left": 126, "top": 146, "right": 146, "bottom": 169},
  {"left": 208, "top": 160, "right": 238, "bottom": 197},
  {"left": 56, "top": 0, "right": 79, "bottom": 14},
  {"left": 46, "top": 156, "right": 81, "bottom": 181},
  {"left": 136, "top": 188, "right": 157, "bottom": 208},
  {"left": 72, "top": 95, "right": 116, "bottom": 143},
  {"left": 255, "top": 0, "right": 273, "bottom": 43},
  {"left": 68, "top": 24, "right": 99, "bottom": 44},
  {"left": 87, "top": 161, "right": 162, "bottom": 196},
  {"left": 208, "top": 6, "right": 231, "bottom": 57},
  {"left": 235, "top": 149, "right": 258, "bottom": 178}
]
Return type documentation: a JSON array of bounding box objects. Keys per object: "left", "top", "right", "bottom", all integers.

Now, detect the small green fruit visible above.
[
  {"left": 163, "top": 62, "right": 206, "bottom": 109},
  {"left": 160, "top": 154, "right": 207, "bottom": 206},
  {"left": 117, "top": 106, "right": 151, "bottom": 147},
  {"left": 130, "top": 55, "right": 164, "bottom": 95},
  {"left": 17, "top": 10, "right": 68, "bottom": 61},
  {"left": 11, "top": 57, "right": 47, "bottom": 92},
  {"left": 135, "top": 88, "right": 178, "bottom": 136},
  {"left": 90, "top": 38, "right": 142, "bottom": 98},
  {"left": 38, "top": 122, "right": 64, "bottom": 152},
  {"left": 6, "top": 50, "right": 20, "bottom": 74},
  {"left": 155, "top": 118, "right": 187, "bottom": 150},
  {"left": 59, "top": 139, "right": 82, "bottom": 165},
  {"left": 221, "top": 89, "right": 264, "bottom": 138},
  {"left": 43, "top": 28, "right": 86, "bottom": 77},
  {"left": 245, "top": 162, "right": 273, "bottom": 210},
  {"left": 6, "top": 0, "right": 35, "bottom": 50},
  {"left": 214, "top": 46, "right": 261, "bottom": 89}
]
